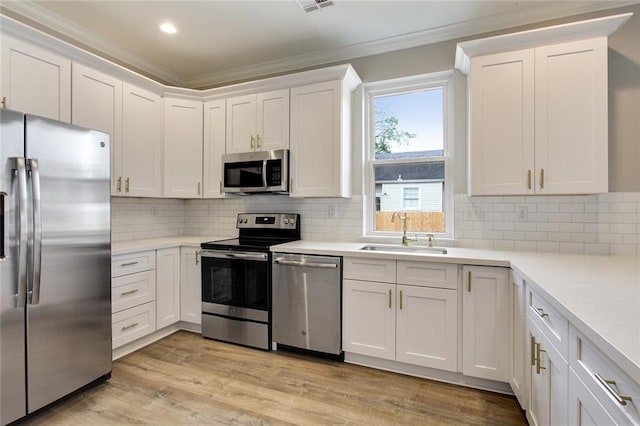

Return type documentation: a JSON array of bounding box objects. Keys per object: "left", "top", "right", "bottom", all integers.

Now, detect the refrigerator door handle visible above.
[
  {"left": 27, "top": 158, "right": 42, "bottom": 305},
  {"left": 13, "top": 157, "right": 28, "bottom": 308}
]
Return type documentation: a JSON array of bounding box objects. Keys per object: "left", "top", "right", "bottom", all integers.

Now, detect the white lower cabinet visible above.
[
  {"left": 156, "top": 247, "right": 181, "bottom": 329},
  {"left": 462, "top": 266, "right": 510, "bottom": 382},
  {"left": 343, "top": 258, "right": 458, "bottom": 372},
  {"left": 111, "top": 250, "right": 157, "bottom": 349},
  {"left": 510, "top": 270, "right": 527, "bottom": 409},
  {"left": 180, "top": 247, "right": 202, "bottom": 324}
]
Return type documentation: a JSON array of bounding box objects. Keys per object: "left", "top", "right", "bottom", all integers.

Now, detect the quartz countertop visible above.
[
  {"left": 271, "top": 240, "right": 640, "bottom": 385},
  {"left": 112, "top": 235, "right": 232, "bottom": 256}
]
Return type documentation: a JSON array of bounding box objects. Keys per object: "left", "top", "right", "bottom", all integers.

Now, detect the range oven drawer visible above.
[{"left": 202, "top": 313, "right": 269, "bottom": 350}]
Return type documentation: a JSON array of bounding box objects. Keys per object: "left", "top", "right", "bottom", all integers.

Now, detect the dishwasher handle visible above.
[{"left": 274, "top": 257, "right": 338, "bottom": 269}]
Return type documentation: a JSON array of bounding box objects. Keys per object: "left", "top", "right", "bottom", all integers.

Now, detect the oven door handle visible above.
[
  {"left": 200, "top": 250, "right": 268, "bottom": 261},
  {"left": 274, "top": 258, "right": 338, "bottom": 269}
]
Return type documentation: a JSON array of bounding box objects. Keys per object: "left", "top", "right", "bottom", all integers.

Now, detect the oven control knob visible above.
[
  {"left": 243, "top": 218, "right": 248, "bottom": 224},
  {"left": 284, "top": 218, "right": 289, "bottom": 224},
  {"left": 288, "top": 218, "right": 295, "bottom": 226}
]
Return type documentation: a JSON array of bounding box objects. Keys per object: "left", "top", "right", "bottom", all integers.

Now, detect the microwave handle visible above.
[{"left": 262, "top": 160, "right": 268, "bottom": 188}]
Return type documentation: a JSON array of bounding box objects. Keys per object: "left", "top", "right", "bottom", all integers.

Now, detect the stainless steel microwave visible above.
[{"left": 222, "top": 149, "right": 288, "bottom": 194}]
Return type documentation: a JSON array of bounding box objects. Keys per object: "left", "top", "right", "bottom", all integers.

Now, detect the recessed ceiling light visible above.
[{"left": 160, "top": 22, "right": 177, "bottom": 34}]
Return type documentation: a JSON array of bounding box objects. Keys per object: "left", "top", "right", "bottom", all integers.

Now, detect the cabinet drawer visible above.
[
  {"left": 569, "top": 326, "right": 640, "bottom": 425},
  {"left": 111, "top": 269, "right": 156, "bottom": 313},
  {"left": 112, "top": 302, "right": 156, "bottom": 349},
  {"left": 397, "top": 261, "right": 458, "bottom": 289},
  {"left": 527, "top": 286, "right": 568, "bottom": 358},
  {"left": 344, "top": 257, "right": 396, "bottom": 283},
  {"left": 112, "top": 250, "right": 156, "bottom": 277}
]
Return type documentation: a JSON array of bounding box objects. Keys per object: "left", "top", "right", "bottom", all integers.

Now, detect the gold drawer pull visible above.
[
  {"left": 120, "top": 261, "right": 139, "bottom": 267},
  {"left": 531, "top": 336, "right": 537, "bottom": 366},
  {"left": 399, "top": 290, "right": 403, "bottom": 310},
  {"left": 388, "top": 289, "right": 392, "bottom": 309},
  {"left": 595, "top": 373, "right": 633, "bottom": 406},
  {"left": 120, "top": 289, "right": 139, "bottom": 296},
  {"left": 534, "top": 306, "right": 549, "bottom": 318},
  {"left": 121, "top": 322, "right": 139, "bottom": 331}
]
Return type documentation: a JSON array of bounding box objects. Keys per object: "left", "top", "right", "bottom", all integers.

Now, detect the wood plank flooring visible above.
[{"left": 23, "top": 331, "right": 527, "bottom": 425}]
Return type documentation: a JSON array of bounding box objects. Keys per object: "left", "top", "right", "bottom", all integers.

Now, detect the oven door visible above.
[{"left": 200, "top": 250, "right": 269, "bottom": 323}]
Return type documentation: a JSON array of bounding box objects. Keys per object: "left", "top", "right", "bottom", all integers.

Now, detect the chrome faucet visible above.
[{"left": 392, "top": 211, "right": 411, "bottom": 245}]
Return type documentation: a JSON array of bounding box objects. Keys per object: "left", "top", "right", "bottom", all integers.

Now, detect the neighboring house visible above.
[{"left": 374, "top": 151, "right": 445, "bottom": 213}]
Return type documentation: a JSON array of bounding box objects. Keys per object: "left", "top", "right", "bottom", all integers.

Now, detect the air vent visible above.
[{"left": 297, "top": 0, "right": 336, "bottom": 13}]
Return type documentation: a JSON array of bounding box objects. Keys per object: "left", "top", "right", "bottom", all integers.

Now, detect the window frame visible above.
[
  {"left": 363, "top": 71, "right": 454, "bottom": 240},
  {"left": 402, "top": 186, "right": 421, "bottom": 211}
]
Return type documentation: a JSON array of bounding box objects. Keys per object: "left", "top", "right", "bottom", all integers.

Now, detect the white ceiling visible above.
[{"left": 1, "top": 0, "right": 635, "bottom": 88}]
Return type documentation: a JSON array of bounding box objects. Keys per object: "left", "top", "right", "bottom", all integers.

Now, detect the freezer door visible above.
[
  {"left": 0, "top": 109, "right": 27, "bottom": 425},
  {"left": 25, "top": 115, "right": 112, "bottom": 413}
]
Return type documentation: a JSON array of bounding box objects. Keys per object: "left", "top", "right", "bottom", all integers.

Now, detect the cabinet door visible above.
[
  {"left": 462, "top": 266, "right": 510, "bottom": 382},
  {"left": 226, "top": 94, "right": 256, "bottom": 154},
  {"left": 156, "top": 248, "right": 180, "bottom": 329},
  {"left": 396, "top": 285, "right": 457, "bottom": 372},
  {"left": 71, "top": 63, "right": 123, "bottom": 195},
  {"left": 1, "top": 35, "right": 71, "bottom": 122},
  {"left": 180, "top": 247, "right": 201, "bottom": 324},
  {"left": 510, "top": 270, "right": 527, "bottom": 409},
  {"left": 121, "top": 82, "right": 163, "bottom": 197},
  {"left": 290, "top": 80, "right": 350, "bottom": 198},
  {"left": 256, "top": 89, "right": 289, "bottom": 151},
  {"left": 534, "top": 37, "right": 608, "bottom": 194},
  {"left": 203, "top": 99, "right": 226, "bottom": 198},
  {"left": 342, "top": 279, "right": 395, "bottom": 360},
  {"left": 468, "top": 49, "right": 535, "bottom": 195},
  {"left": 163, "top": 97, "right": 203, "bottom": 198},
  {"left": 568, "top": 369, "right": 616, "bottom": 426},
  {"left": 527, "top": 316, "right": 569, "bottom": 426}
]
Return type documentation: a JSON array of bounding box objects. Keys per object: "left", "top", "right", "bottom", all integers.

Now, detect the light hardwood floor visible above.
[{"left": 24, "top": 331, "right": 527, "bottom": 425}]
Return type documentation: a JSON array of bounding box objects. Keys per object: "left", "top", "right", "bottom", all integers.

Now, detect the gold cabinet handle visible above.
[
  {"left": 197, "top": 182, "right": 201, "bottom": 195},
  {"left": 120, "top": 261, "right": 139, "bottom": 267},
  {"left": 250, "top": 135, "right": 255, "bottom": 149},
  {"left": 540, "top": 169, "right": 545, "bottom": 189},
  {"left": 527, "top": 170, "right": 532, "bottom": 190},
  {"left": 467, "top": 271, "right": 471, "bottom": 292},
  {"left": 195, "top": 250, "right": 200, "bottom": 266},
  {"left": 256, "top": 134, "right": 261, "bottom": 149},
  {"left": 120, "top": 289, "right": 139, "bottom": 296},
  {"left": 534, "top": 306, "right": 549, "bottom": 318},
  {"left": 536, "top": 342, "right": 546, "bottom": 375},
  {"left": 399, "top": 290, "right": 403, "bottom": 310},
  {"left": 1, "top": 96, "right": 6, "bottom": 109},
  {"left": 121, "top": 322, "right": 139, "bottom": 331},
  {"left": 116, "top": 176, "right": 122, "bottom": 192},
  {"left": 531, "top": 335, "right": 537, "bottom": 366},
  {"left": 125, "top": 177, "right": 130, "bottom": 192},
  {"left": 219, "top": 181, "right": 222, "bottom": 193},
  {"left": 594, "top": 373, "right": 633, "bottom": 406},
  {"left": 388, "top": 289, "right": 392, "bottom": 309}
]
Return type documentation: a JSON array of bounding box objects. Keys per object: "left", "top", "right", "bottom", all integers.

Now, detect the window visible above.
[{"left": 364, "top": 71, "right": 453, "bottom": 238}]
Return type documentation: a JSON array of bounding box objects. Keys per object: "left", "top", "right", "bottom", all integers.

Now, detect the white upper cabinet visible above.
[
  {"left": 1, "top": 35, "right": 71, "bottom": 122},
  {"left": 203, "top": 99, "right": 226, "bottom": 198},
  {"left": 290, "top": 66, "right": 360, "bottom": 198},
  {"left": 71, "top": 63, "right": 123, "bottom": 195},
  {"left": 457, "top": 13, "right": 631, "bottom": 196},
  {"left": 121, "top": 82, "right": 163, "bottom": 197},
  {"left": 163, "top": 97, "right": 203, "bottom": 198},
  {"left": 226, "top": 89, "right": 289, "bottom": 154}
]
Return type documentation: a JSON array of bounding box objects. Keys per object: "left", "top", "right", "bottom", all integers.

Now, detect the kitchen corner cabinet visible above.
[
  {"left": 163, "top": 97, "right": 203, "bottom": 198},
  {"left": 457, "top": 14, "right": 631, "bottom": 196},
  {"left": 290, "top": 68, "right": 360, "bottom": 198},
  {"left": 226, "top": 89, "right": 289, "bottom": 154},
  {"left": 462, "top": 266, "right": 509, "bottom": 382},
  {"left": 343, "top": 258, "right": 458, "bottom": 372},
  {"left": 180, "top": 247, "right": 201, "bottom": 324},
  {"left": 71, "top": 63, "right": 123, "bottom": 195},
  {"left": 203, "top": 99, "right": 226, "bottom": 198},
  {"left": 119, "top": 82, "right": 163, "bottom": 197},
  {"left": 156, "top": 247, "right": 181, "bottom": 329},
  {"left": 510, "top": 270, "right": 527, "bottom": 410},
  {"left": 1, "top": 35, "right": 71, "bottom": 122}
]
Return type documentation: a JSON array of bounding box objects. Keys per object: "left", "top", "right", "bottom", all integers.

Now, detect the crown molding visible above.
[{"left": 2, "top": 0, "right": 638, "bottom": 89}]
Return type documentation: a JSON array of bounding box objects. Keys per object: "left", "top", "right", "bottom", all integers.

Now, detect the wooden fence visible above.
[{"left": 375, "top": 211, "right": 445, "bottom": 233}]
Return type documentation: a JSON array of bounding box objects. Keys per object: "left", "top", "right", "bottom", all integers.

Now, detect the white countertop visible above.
[
  {"left": 112, "top": 235, "right": 232, "bottom": 256},
  {"left": 272, "top": 240, "right": 640, "bottom": 385}
]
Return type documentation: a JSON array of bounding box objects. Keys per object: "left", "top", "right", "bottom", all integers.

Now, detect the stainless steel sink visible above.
[{"left": 359, "top": 244, "right": 448, "bottom": 255}]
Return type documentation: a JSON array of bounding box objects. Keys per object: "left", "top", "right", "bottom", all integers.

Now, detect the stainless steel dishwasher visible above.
[{"left": 272, "top": 253, "right": 342, "bottom": 356}]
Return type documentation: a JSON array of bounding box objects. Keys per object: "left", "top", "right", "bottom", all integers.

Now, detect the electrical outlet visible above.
[
  {"left": 150, "top": 207, "right": 157, "bottom": 216},
  {"left": 516, "top": 205, "right": 528, "bottom": 221},
  {"left": 328, "top": 204, "right": 336, "bottom": 219}
]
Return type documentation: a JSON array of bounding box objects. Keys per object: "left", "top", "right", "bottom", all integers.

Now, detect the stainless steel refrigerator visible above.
[{"left": 1, "top": 109, "right": 112, "bottom": 425}]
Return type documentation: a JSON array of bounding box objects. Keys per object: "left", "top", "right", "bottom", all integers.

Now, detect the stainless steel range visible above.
[{"left": 199, "top": 213, "right": 300, "bottom": 350}]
